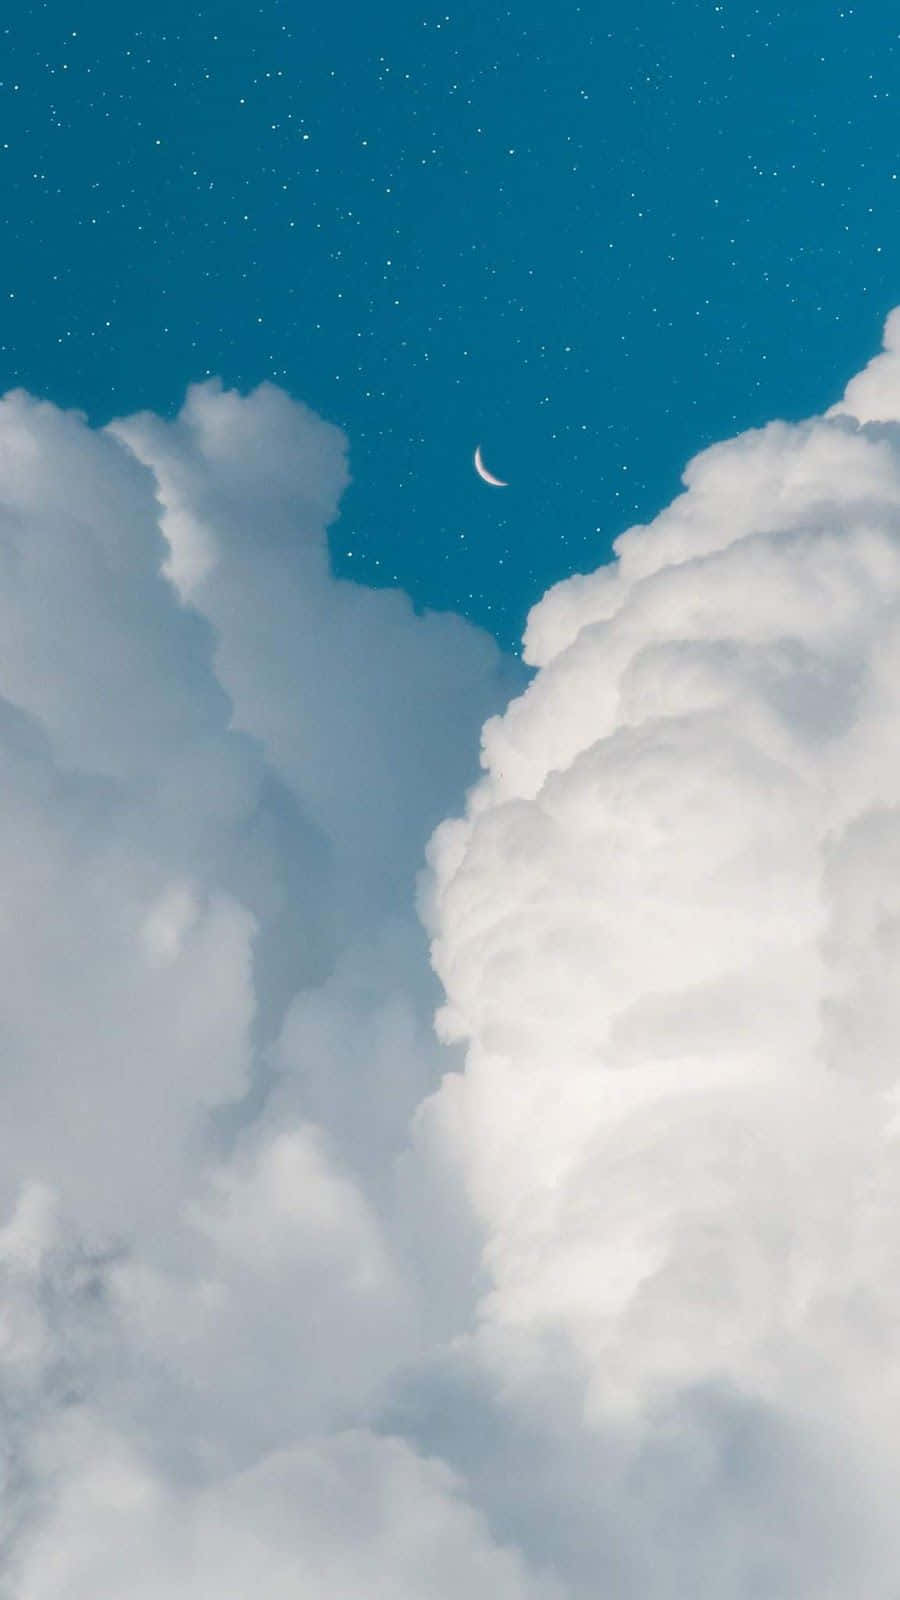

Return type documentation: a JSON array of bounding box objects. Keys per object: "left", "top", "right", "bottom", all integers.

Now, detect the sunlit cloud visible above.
[{"left": 6, "top": 321, "right": 900, "bottom": 1593}]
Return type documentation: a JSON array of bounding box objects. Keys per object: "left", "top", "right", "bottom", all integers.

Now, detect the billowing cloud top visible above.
[{"left": 4, "top": 321, "right": 900, "bottom": 1595}]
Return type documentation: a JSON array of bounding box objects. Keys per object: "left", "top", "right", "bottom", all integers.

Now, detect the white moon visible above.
[{"left": 474, "top": 445, "right": 508, "bottom": 487}]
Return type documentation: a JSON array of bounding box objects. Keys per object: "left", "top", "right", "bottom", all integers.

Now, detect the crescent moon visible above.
[{"left": 474, "top": 445, "right": 508, "bottom": 487}]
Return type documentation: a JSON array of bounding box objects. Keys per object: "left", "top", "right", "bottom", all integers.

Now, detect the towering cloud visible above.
[
  {"left": 422, "top": 316, "right": 900, "bottom": 1590},
  {"left": 5, "top": 320, "right": 900, "bottom": 1594},
  {"left": 0, "top": 379, "right": 532, "bottom": 1594}
]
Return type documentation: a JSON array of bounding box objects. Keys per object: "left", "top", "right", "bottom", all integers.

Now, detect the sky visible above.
[
  {"left": 8, "top": 5, "right": 900, "bottom": 1598},
  {"left": 3, "top": 1, "right": 900, "bottom": 643}
]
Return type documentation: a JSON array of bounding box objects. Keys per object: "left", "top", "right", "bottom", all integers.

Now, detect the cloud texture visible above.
[{"left": 4, "top": 320, "right": 900, "bottom": 1594}]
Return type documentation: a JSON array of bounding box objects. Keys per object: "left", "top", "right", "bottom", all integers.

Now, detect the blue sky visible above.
[{"left": 2, "top": 0, "right": 898, "bottom": 645}]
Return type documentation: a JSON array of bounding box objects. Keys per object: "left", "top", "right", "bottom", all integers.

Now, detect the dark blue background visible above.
[{"left": 1, "top": 1, "right": 897, "bottom": 646}]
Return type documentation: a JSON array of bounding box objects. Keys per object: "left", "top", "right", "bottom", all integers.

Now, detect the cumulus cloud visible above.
[
  {"left": 6, "top": 317, "right": 900, "bottom": 1593},
  {"left": 10, "top": 1419, "right": 562, "bottom": 1600},
  {"left": 423, "top": 311, "right": 900, "bottom": 1589},
  {"left": 0, "top": 376, "right": 530, "bottom": 1594}
]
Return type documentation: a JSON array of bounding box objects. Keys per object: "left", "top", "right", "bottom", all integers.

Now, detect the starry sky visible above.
[{"left": 2, "top": 0, "right": 899, "bottom": 647}]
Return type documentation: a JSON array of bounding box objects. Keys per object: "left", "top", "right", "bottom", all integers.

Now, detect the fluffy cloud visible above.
[
  {"left": 10, "top": 1418, "right": 562, "bottom": 1600},
  {"left": 0, "top": 377, "right": 532, "bottom": 1594},
  {"left": 422, "top": 313, "right": 900, "bottom": 1588},
  {"left": 111, "top": 383, "right": 520, "bottom": 936},
  {"left": 7, "top": 318, "right": 900, "bottom": 1594}
]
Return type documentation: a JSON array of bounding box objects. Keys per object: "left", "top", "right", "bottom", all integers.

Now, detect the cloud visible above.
[
  {"left": 0, "top": 376, "right": 534, "bottom": 1592},
  {"left": 10, "top": 1418, "right": 562, "bottom": 1600},
  {"left": 6, "top": 316, "right": 900, "bottom": 1593},
  {"left": 111, "top": 382, "right": 521, "bottom": 935},
  {"left": 423, "top": 310, "right": 900, "bottom": 1588}
]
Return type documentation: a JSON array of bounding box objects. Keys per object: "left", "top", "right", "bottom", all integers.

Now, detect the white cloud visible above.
[
  {"left": 7, "top": 317, "right": 900, "bottom": 1592},
  {"left": 0, "top": 375, "right": 535, "bottom": 1593},
  {"left": 111, "top": 381, "right": 521, "bottom": 933},
  {"left": 10, "top": 1420, "right": 561, "bottom": 1600},
  {"left": 423, "top": 311, "right": 900, "bottom": 1587}
]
